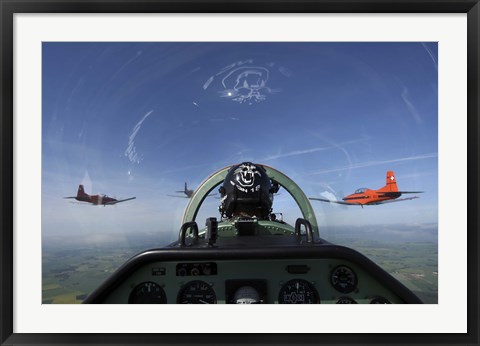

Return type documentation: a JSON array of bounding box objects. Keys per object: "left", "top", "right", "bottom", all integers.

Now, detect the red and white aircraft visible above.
[
  {"left": 64, "top": 185, "right": 136, "bottom": 206},
  {"left": 309, "top": 171, "right": 423, "bottom": 206}
]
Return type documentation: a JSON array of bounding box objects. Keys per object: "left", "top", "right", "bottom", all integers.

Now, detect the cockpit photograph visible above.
[{"left": 42, "top": 41, "right": 438, "bottom": 305}]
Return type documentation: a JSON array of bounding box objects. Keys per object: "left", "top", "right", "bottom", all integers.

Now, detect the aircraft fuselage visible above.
[
  {"left": 76, "top": 195, "right": 117, "bottom": 205},
  {"left": 343, "top": 190, "right": 402, "bottom": 205}
]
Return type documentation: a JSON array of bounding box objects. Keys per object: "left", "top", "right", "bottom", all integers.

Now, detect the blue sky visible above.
[{"left": 42, "top": 42, "right": 438, "bottom": 244}]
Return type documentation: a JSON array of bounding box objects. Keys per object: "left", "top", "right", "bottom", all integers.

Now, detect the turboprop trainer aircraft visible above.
[
  {"left": 309, "top": 171, "right": 423, "bottom": 206},
  {"left": 64, "top": 185, "right": 136, "bottom": 206},
  {"left": 167, "top": 182, "right": 195, "bottom": 198},
  {"left": 168, "top": 182, "right": 216, "bottom": 198},
  {"left": 84, "top": 163, "right": 422, "bottom": 304}
]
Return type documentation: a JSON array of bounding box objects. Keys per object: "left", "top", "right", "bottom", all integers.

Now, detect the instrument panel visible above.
[{"left": 101, "top": 258, "right": 402, "bottom": 304}]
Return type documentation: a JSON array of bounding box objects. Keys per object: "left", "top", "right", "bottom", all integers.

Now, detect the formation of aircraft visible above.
[
  {"left": 309, "top": 171, "right": 423, "bottom": 207},
  {"left": 64, "top": 185, "right": 136, "bottom": 206},
  {"left": 64, "top": 181, "right": 218, "bottom": 206},
  {"left": 65, "top": 170, "right": 421, "bottom": 208}
]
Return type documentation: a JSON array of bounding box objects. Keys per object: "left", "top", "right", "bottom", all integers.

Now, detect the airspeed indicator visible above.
[{"left": 177, "top": 280, "right": 216, "bottom": 304}]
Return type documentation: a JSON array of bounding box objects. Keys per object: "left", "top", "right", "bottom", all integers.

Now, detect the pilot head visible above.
[{"left": 218, "top": 162, "right": 278, "bottom": 219}]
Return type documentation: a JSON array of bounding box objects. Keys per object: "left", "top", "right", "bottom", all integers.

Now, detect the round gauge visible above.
[
  {"left": 128, "top": 281, "right": 167, "bottom": 304},
  {"left": 330, "top": 265, "right": 358, "bottom": 293},
  {"left": 278, "top": 279, "right": 319, "bottom": 304},
  {"left": 336, "top": 296, "right": 357, "bottom": 304},
  {"left": 233, "top": 286, "right": 261, "bottom": 304},
  {"left": 370, "top": 296, "right": 391, "bottom": 304},
  {"left": 177, "top": 280, "right": 216, "bottom": 304}
]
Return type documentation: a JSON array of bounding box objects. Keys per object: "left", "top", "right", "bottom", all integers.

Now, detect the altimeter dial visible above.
[{"left": 278, "top": 279, "right": 319, "bottom": 304}]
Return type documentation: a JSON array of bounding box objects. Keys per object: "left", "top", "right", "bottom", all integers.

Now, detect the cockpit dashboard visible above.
[{"left": 84, "top": 225, "right": 421, "bottom": 304}]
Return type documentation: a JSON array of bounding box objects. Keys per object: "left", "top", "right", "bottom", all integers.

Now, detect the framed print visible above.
[{"left": 1, "top": 1, "right": 479, "bottom": 345}]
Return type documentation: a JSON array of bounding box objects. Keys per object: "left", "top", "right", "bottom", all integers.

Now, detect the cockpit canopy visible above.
[{"left": 354, "top": 188, "right": 368, "bottom": 194}]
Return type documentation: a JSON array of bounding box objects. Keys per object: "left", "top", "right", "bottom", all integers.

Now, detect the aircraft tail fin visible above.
[
  {"left": 175, "top": 182, "right": 189, "bottom": 194},
  {"left": 378, "top": 171, "right": 398, "bottom": 192},
  {"left": 77, "top": 184, "right": 89, "bottom": 197}
]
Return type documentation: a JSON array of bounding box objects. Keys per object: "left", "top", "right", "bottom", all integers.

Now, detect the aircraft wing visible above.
[
  {"left": 370, "top": 196, "right": 420, "bottom": 205},
  {"left": 308, "top": 197, "right": 361, "bottom": 206},
  {"left": 167, "top": 194, "right": 190, "bottom": 198},
  {"left": 105, "top": 197, "right": 136, "bottom": 205},
  {"left": 167, "top": 193, "right": 217, "bottom": 198}
]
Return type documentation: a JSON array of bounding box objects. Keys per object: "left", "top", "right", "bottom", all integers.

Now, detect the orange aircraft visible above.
[
  {"left": 309, "top": 171, "right": 423, "bottom": 207},
  {"left": 64, "top": 185, "right": 136, "bottom": 206}
]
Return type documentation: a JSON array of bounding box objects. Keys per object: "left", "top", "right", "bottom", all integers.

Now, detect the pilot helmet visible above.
[{"left": 218, "top": 162, "right": 277, "bottom": 219}]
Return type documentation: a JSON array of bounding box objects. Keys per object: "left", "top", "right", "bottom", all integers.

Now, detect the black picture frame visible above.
[{"left": 1, "top": 1, "right": 478, "bottom": 345}]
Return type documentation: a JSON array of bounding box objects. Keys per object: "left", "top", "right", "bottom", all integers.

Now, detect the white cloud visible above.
[
  {"left": 124, "top": 110, "right": 153, "bottom": 164},
  {"left": 309, "top": 153, "right": 438, "bottom": 175},
  {"left": 401, "top": 87, "right": 422, "bottom": 125},
  {"left": 261, "top": 137, "right": 369, "bottom": 161},
  {"left": 421, "top": 42, "right": 438, "bottom": 70}
]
